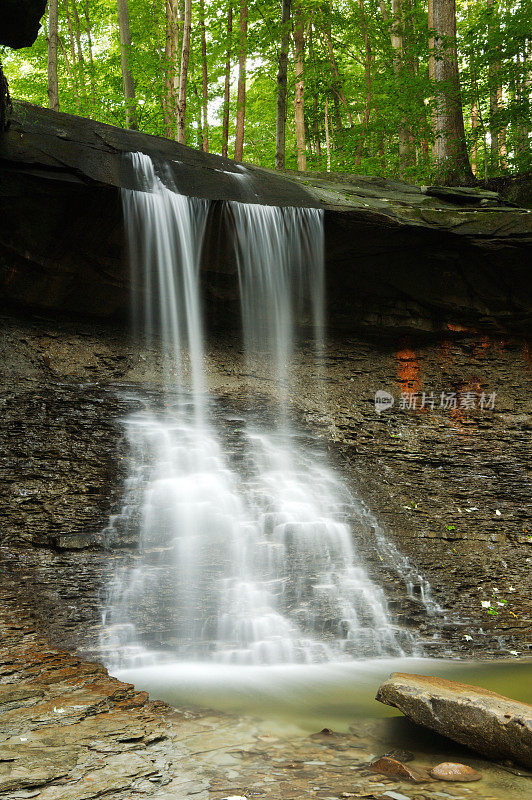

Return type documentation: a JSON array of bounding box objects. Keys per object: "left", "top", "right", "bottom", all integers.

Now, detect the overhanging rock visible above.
[{"left": 1, "top": 101, "right": 531, "bottom": 334}]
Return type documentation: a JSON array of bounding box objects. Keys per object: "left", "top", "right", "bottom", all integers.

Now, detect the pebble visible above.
[
  {"left": 370, "top": 756, "right": 431, "bottom": 783},
  {"left": 429, "top": 763, "right": 482, "bottom": 782}
]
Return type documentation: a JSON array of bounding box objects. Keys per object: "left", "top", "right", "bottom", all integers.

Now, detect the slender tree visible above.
[
  {"left": 432, "top": 0, "right": 473, "bottom": 183},
  {"left": 164, "top": 0, "right": 180, "bottom": 137},
  {"left": 65, "top": 0, "right": 81, "bottom": 110},
  {"left": 488, "top": 0, "right": 500, "bottom": 168},
  {"left": 116, "top": 0, "right": 138, "bottom": 129},
  {"left": 275, "top": 0, "right": 291, "bottom": 169},
  {"left": 293, "top": 3, "right": 307, "bottom": 171},
  {"left": 47, "top": 0, "right": 60, "bottom": 111},
  {"left": 321, "top": 8, "right": 354, "bottom": 127},
  {"left": 428, "top": 0, "right": 437, "bottom": 151},
  {"left": 176, "top": 0, "right": 192, "bottom": 143},
  {"left": 471, "top": 100, "right": 478, "bottom": 175},
  {"left": 324, "top": 96, "right": 331, "bottom": 171},
  {"left": 234, "top": 0, "right": 248, "bottom": 161},
  {"left": 354, "top": 0, "right": 372, "bottom": 166},
  {"left": 200, "top": 0, "right": 209, "bottom": 152},
  {"left": 83, "top": 1, "right": 97, "bottom": 107},
  {"left": 222, "top": 3, "right": 233, "bottom": 158},
  {"left": 390, "top": 0, "right": 414, "bottom": 169},
  {"left": 72, "top": 3, "right": 87, "bottom": 101}
]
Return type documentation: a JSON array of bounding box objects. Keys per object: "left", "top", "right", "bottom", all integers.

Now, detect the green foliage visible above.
[{"left": 2, "top": 0, "right": 531, "bottom": 181}]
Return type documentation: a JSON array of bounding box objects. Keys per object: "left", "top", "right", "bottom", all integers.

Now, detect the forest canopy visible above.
[{"left": 1, "top": 0, "right": 531, "bottom": 185}]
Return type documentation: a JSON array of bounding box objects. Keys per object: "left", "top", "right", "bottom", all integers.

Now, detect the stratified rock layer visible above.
[
  {"left": 1, "top": 102, "right": 531, "bottom": 334},
  {"left": 376, "top": 672, "right": 532, "bottom": 767}
]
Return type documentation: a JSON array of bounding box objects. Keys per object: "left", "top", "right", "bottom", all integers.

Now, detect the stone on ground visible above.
[
  {"left": 429, "top": 761, "right": 483, "bottom": 781},
  {"left": 369, "top": 755, "right": 431, "bottom": 782},
  {"left": 376, "top": 673, "right": 532, "bottom": 767}
]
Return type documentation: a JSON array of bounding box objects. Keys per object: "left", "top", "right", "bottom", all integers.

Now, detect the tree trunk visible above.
[
  {"left": 354, "top": 0, "right": 372, "bottom": 166},
  {"left": 432, "top": 0, "right": 473, "bottom": 184},
  {"left": 222, "top": 3, "right": 233, "bottom": 158},
  {"left": 403, "top": 0, "right": 429, "bottom": 163},
  {"left": 428, "top": 0, "right": 437, "bottom": 156},
  {"left": 293, "top": 3, "right": 307, "bottom": 171},
  {"left": 313, "top": 93, "right": 321, "bottom": 156},
  {"left": 83, "top": 2, "right": 97, "bottom": 107},
  {"left": 116, "top": 0, "right": 138, "bottom": 129},
  {"left": 489, "top": 68, "right": 499, "bottom": 168},
  {"left": 234, "top": 0, "right": 248, "bottom": 161},
  {"left": 165, "top": 0, "right": 180, "bottom": 137},
  {"left": 64, "top": 0, "right": 81, "bottom": 110},
  {"left": 389, "top": 0, "right": 413, "bottom": 171},
  {"left": 199, "top": 0, "right": 209, "bottom": 152},
  {"left": 324, "top": 97, "right": 331, "bottom": 172},
  {"left": 1, "top": 61, "right": 12, "bottom": 130},
  {"left": 497, "top": 84, "right": 507, "bottom": 169},
  {"left": 379, "top": 136, "right": 386, "bottom": 172},
  {"left": 471, "top": 100, "right": 478, "bottom": 176},
  {"left": 321, "top": 28, "right": 354, "bottom": 127},
  {"left": 47, "top": 0, "right": 60, "bottom": 111},
  {"left": 72, "top": 4, "right": 87, "bottom": 101},
  {"left": 515, "top": 45, "right": 530, "bottom": 163},
  {"left": 176, "top": 0, "right": 192, "bottom": 144},
  {"left": 275, "top": 0, "right": 291, "bottom": 169}
]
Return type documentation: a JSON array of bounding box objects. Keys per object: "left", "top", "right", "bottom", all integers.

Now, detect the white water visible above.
[{"left": 101, "top": 153, "right": 425, "bottom": 669}]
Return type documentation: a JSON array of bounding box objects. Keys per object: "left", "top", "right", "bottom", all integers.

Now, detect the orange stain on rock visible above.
[{"left": 395, "top": 347, "right": 421, "bottom": 396}]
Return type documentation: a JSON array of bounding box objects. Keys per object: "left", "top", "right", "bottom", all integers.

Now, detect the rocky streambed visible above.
[
  {"left": 1, "top": 309, "right": 531, "bottom": 798},
  {"left": 1, "top": 586, "right": 531, "bottom": 800}
]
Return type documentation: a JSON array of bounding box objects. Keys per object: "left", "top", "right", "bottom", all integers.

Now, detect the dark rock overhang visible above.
[{"left": 1, "top": 102, "right": 531, "bottom": 336}]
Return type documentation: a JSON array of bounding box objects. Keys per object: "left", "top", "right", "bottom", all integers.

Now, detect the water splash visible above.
[{"left": 101, "top": 153, "right": 424, "bottom": 668}]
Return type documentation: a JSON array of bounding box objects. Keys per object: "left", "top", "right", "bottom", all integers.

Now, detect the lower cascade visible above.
[{"left": 102, "top": 153, "right": 421, "bottom": 667}]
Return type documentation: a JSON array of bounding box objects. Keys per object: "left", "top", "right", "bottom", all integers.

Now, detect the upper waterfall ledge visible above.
[{"left": 1, "top": 101, "right": 531, "bottom": 335}]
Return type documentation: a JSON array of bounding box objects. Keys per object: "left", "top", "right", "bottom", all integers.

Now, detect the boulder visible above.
[
  {"left": 376, "top": 673, "right": 532, "bottom": 768},
  {"left": 0, "top": 1, "right": 47, "bottom": 49}
]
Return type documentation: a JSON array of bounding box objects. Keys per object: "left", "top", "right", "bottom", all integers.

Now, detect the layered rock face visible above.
[
  {"left": 0, "top": 104, "right": 531, "bottom": 659},
  {"left": 1, "top": 102, "right": 531, "bottom": 335}
]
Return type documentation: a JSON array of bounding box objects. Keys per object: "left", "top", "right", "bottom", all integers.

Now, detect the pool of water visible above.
[{"left": 116, "top": 657, "right": 532, "bottom": 736}]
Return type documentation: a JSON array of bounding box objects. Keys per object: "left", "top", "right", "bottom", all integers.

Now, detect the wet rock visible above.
[
  {"left": 376, "top": 673, "right": 532, "bottom": 768},
  {"left": 429, "top": 762, "right": 482, "bottom": 781},
  {"left": 383, "top": 749, "right": 414, "bottom": 763},
  {"left": 378, "top": 791, "right": 412, "bottom": 800},
  {"left": 1, "top": 103, "right": 531, "bottom": 335},
  {"left": 369, "top": 756, "right": 431, "bottom": 783},
  {"left": 0, "top": 1, "right": 47, "bottom": 48}
]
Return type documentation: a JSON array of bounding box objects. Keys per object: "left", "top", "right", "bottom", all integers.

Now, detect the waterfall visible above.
[{"left": 101, "top": 153, "right": 416, "bottom": 668}]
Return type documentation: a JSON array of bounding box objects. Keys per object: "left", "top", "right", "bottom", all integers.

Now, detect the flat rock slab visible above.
[{"left": 376, "top": 672, "right": 532, "bottom": 768}]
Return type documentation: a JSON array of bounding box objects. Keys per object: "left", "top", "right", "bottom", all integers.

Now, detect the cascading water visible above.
[{"left": 101, "top": 153, "right": 421, "bottom": 669}]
